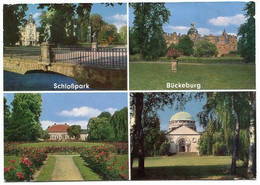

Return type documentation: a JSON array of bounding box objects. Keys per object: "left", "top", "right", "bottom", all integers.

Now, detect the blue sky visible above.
[
  {"left": 157, "top": 96, "right": 206, "bottom": 133},
  {"left": 4, "top": 93, "right": 128, "bottom": 130},
  {"left": 27, "top": 3, "right": 127, "bottom": 31},
  {"left": 129, "top": 2, "right": 247, "bottom": 36}
]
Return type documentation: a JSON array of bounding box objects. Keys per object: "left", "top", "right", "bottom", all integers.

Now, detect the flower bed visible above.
[{"left": 80, "top": 145, "right": 128, "bottom": 180}]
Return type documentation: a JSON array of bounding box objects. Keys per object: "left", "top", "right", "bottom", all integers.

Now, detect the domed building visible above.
[{"left": 167, "top": 111, "right": 201, "bottom": 154}]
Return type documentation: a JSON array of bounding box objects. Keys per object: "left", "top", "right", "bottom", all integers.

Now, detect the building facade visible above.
[
  {"left": 19, "top": 14, "right": 39, "bottom": 46},
  {"left": 164, "top": 22, "right": 237, "bottom": 57},
  {"left": 166, "top": 112, "right": 201, "bottom": 154},
  {"left": 47, "top": 124, "right": 88, "bottom": 141}
]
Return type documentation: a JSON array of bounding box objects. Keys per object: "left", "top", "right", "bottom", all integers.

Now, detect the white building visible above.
[
  {"left": 19, "top": 13, "right": 39, "bottom": 46},
  {"left": 167, "top": 112, "right": 201, "bottom": 154}
]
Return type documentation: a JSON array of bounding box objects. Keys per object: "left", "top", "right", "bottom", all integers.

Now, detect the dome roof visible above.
[
  {"left": 187, "top": 22, "right": 198, "bottom": 35},
  {"left": 170, "top": 111, "right": 195, "bottom": 121}
]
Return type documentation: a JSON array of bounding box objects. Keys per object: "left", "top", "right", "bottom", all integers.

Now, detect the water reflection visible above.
[{"left": 4, "top": 70, "right": 90, "bottom": 91}]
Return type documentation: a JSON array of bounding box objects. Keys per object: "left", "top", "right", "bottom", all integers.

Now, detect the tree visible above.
[
  {"left": 194, "top": 39, "right": 218, "bottom": 57},
  {"left": 89, "top": 14, "right": 105, "bottom": 42},
  {"left": 129, "top": 27, "right": 139, "bottom": 55},
  {"left": 130, "top": 3, "right": 170, "bottom": 60},
  {"left": 42, "top": 130, "right": 50, "bottom": 141},
  {"left": 177, "top": 35, "right": 194, "bottom": 56},
  {"left": 9, "top": 94, "right": 42, "bottom": 141},
  {"left": 4, "top": 97, "right": 12, "bottom": 141},
  {"left": 76, "top": 4, "right": 92, "bottom": 42},
  {"left": 98, "top": 111, "right": 111, "bottom": 119},
  {"left": 98, "top": 24, "right": 118, "bottom": 45},
  {"left": 3, "top": 4, "right": 28, "bottom": 46},
  {"left": 119, "top": 26, "right": 127, "bottom": 45},
  {"left": 237, "top": 2, "right": 255, "bottom": 63},
  {"left": 67, "top": 125, "right": 81, "bottom": 139},
  {"left": 110, "top": 107, "right": 128, "bottom": 141},
  {"left": 198, "top": 92, "right": 254, "bottom": 175}
]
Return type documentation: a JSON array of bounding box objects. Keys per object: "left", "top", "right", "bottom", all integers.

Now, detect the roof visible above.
[
  {"left": 170, "top": 111, "right": 195, "bottom": 122},
  {"left": 47, "top": 124, "right": 69, "bottom": 132},
  {"left": 187, "top": 22, "right": 198, "bottom": 35},
  {"left": 167, "top": 125, "right": 200, "bottom": 135}
]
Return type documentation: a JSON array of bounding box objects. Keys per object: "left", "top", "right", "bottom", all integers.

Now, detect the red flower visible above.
[
  {"left": 9, "top": 166, "right": 14, "bottom": 171},
  {"left": 108, "top": 166, "right": 112, "bottom": 171},
  {"left": 121, "top": 165, "right": 125, "bottom": 170},
  {"left": 17, "top": 172, "right": 24, "bottom": 179},
  {"left": 9, "top": 159, "right": 15, "bottom": 163},
  {"left": 121, "top": 174, "right": 126, "bottom": 178},
  {"left": 4, "top": 167, "right": 9, "bottom": 172}
]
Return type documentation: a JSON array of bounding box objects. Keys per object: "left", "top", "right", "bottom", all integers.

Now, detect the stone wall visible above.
[{"left": 4, "top": 57, "right": 127, "bottom": 90}]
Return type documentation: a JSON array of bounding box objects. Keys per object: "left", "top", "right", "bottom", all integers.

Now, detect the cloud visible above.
[
  {"left": 59, "top": 106, "right": 102, "bottom": 117},
  {"left": 41, "top": 120, "right": 88, "bottom": 130},
  {"left": 208, "top": 14, "right": 245, "bottom": 26},
  {"left": 33, "top": 12, "right": 41, "bottom": 19},
  {"left": 197, "top": 28, "right": 211, "bottom": 36},
  {"left": 166, "top": 25, "right": 189, "bottom": 35},
  {"left": 104, "top": 108, "right": 118, "bottom": 115},
  {"left": 109, "top": 14, "right": 127, "bottom": 32}
]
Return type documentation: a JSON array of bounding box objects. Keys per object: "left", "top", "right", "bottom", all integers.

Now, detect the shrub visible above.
[{"left": 159, "top": 142, "right": 170, "bottom": 156}]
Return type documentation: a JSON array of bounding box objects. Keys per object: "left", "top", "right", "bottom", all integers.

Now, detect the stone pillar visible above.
[
  {"left": 171, "top": 60, "right": 178, "bottom": 72},
  {"left": 40, "top": 42, "right": 54, "bottom": 65},
  {"left": 92, "top": 42, "right": 97, "bottom": 49}
]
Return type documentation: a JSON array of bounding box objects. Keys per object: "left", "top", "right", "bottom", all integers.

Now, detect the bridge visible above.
[{"left": 4, "top": 45, "right": 127, "bottom": 90}]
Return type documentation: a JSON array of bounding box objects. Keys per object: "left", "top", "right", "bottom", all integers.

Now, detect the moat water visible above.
[{"left": 4, "top": 70, "right": 90, "bottom": 91}]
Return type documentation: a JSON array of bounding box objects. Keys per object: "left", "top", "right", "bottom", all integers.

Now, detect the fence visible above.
[
  {"left": 52, "top": 47, "right": 127, "bottom": 69},
  {"left": 4, "top": 47, "right": 41, "bottom": 60},
  {"left": 4, "top": 46, "right": 127, "bottom": 70}
]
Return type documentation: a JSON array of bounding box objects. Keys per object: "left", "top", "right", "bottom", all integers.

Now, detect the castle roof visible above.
[
  {"left": 187, "top": 22, "right": 198, "bottom": 35},
  {"left": 170, "top": 111, "right": 195, "bottom": 122},
  {"left": 27, "top": 13, "right": 35, "bottom": 24},
  {"left": 47, "top": 124, "right": 69, "bottom": 133}
]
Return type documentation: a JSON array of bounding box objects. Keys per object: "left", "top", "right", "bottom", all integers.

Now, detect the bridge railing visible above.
[
  {"left": 52, "top": 47, "right": 127, "bottom": 69},
  {"left": 3, "top": 47, "right": 41, "bottom": 60}
]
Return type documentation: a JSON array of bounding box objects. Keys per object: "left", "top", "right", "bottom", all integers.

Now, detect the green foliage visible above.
[
  {"left": 3, "top": 4, "right": 28, "bottom": 46},
  {"left": 130, "top": 3, "right": 170, "bottom": 60},
  {"left": 159, "top": 142, "right": 170, "bottom": 156},
  {"left": 129, "top": 27, "right": 139, "bottom": 55},
  {"left": 90, "top": 14, "right": 105, "bottom": 42},
  {"left": 76, "top": 4, "right": 92, "bottom": 42},
  {"left": 119, "top": 26, "right": 127, "bottom": 45},
  {"left": 98, "top": 112, "right": 112, "bottom": 119},
  {"left": 4, "top": 97, "right": 12, "bottom": 141},
  {"left": 110, "top": 107, "right": 128, "bottom": 141},
  {"left": 42, "top": 130, "right": 50, "bottom": 141},
  {"left": 237, "top": 2, "right": 255, "bottom": 63},
  {"left": 67, "top": 125, "right": 82, "bottom": 139},
  {"left": 6, "top": 94, "right": 43, "bottom": 142},
  {"left": 98, "top": 24, "right": 118, "bottom": 45},
  {"left": 177, "top": 35, "right": 194, "bottom": 56},
  {"left": 194, "top": 39, "right": 218, "bottom": 57}
]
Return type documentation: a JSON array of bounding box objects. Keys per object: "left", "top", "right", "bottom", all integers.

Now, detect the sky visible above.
[
  {"left": 26, "top": 3, "right": 127, "bottom": 31},
  {"left": 157, "top": 94, "right": 207, "bottom": 133},
  {"left": 129, "top": 2, "right": 247, "bottom": 36},
  {"left": 4, "top": 93, "right": 128, "bottom": 130}
]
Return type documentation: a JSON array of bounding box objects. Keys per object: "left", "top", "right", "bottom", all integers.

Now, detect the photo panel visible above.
[
  {"left": 129, "top": 2, "right": 255, "bottom": 90},
  {"left": 3, "top": 3, "right": 127, "bottom": 91},
  {"left": 130, "top": 92, "right": 256, "bottom": 180},
  {"left": 4, "top": 92, "right": 129, "bottom": 181}
]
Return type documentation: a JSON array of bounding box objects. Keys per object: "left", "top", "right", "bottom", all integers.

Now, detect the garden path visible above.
[{"left": 51, "top": 155, "right": 83, "bottom": 181}]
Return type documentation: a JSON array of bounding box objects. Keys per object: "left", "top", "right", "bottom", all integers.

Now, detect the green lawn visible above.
[
  {"left": 132, "top": 155, "right": 247, "bottom": 180},
  {"left": 20, "top": 142, "right": 102, "bottom": 148},
  {"left": 4, "top": 156, "right": 22, "bottom": 171},
  {"left": 35, "top": 156, "right": 56, "bottom": 182},
  {"left": 73, "top": 156, "right": 102, "bottom": 181},
  {"left": 130, "top": 62, "right": 255, "bottom": 90}
]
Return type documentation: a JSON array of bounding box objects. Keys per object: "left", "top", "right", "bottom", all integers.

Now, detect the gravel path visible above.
[{"left": 51, "top": 155, "right": 83, "bottom": 181}]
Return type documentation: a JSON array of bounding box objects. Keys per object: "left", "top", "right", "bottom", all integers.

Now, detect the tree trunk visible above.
[
  {"left": 136, "top": 93, "right": 145, "bottom": 177},
  {"left": 231, "top": 95, "right": 240, "bottom": 175},
  {"left": 247, "top": 92, "right": 256, "bottom": 178},
  {"left": 139, "top": 49, "right": 143, "bottom": 61}
]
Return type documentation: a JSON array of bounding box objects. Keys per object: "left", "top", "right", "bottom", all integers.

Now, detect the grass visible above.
[
  {"left": 73, "top": 156, "right": 102, "bottom": 181},
  {"left": 132, "top": 155, "right": 247, "bottom": 180},
  {"left": 4, "top": 156, "right": 22, "bottom": 171},
  {"left": 114, "top": 155, "right": 129, "bottom": 169},
  {"left": 35, "top": 156, "right": 56, "bottom": 182},
  {"left": 20, "top": 142, "right": 103, "bottom": 148},
  {"left": 130, "top": 62, "right": 255, "bottom": 90}
]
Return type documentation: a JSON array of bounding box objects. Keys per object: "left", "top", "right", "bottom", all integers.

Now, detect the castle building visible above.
[
  {"left": 164, "top": 22, "right": 237, "bottom": 57},
  {"left": 19, "top": 13, "right": 39, "bottom": 46},
  {"left": 166, "top": 112, "right": 201, "bottom": 154}
]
